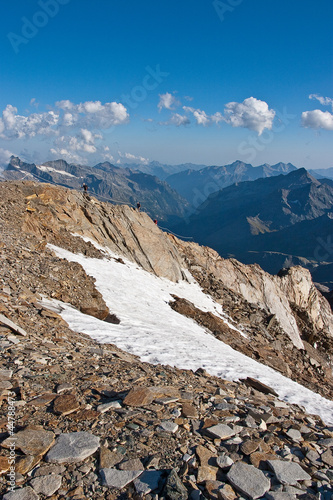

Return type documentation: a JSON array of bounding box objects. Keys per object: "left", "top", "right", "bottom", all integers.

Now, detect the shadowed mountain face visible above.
[
  {"left": 2, "top": 156, "right": 190, "bottom": 225},
  {"left": 172, "top": 168, "right": 333, "bottom": 287},
  {"left": 166, "top": 160, "right": 297, "bottom": 208}
]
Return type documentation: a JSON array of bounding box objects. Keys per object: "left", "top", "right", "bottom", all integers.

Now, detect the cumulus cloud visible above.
[
  {"left": 301, "top": 109, "right": 333, "bottom": 130},
  {"left": 224, "top": 97, "right": 276, "bottom": 135},
  {"left": 0, "top": 100, "right": 129, "bottom": 141},
  {"left": 0, "top": 105, "right": 59, "bottom": 139},
  {"left": 0, "top": 147, "right": 13, "bottom": 170},
  {"left": 158, "top": 92, "right": 180, "bottom": 112},
  {"left": 309, "top": 94, "right": 333, "bottom": 110},
  {"left": 183, "top": 106, "right": 211, "bottom": 126}
]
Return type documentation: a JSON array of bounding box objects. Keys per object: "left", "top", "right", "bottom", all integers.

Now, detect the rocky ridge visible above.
[{"left": 0, "top": 180, "right": 333, "bottom": 499}]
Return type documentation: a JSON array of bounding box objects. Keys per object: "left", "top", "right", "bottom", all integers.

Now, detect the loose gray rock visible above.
[
  {"left": 205, "top": 424, "right": 236, "bottom": 440},
  {"left": 265, "top": 493, "right": 297, "bottom": 500},
  {"left": 285, "top": 429, "right": 302, "bottom": 442},
  {"left": 216, "top": 453, "right": 234, "bottom": 469},
  {"left": 227, "top": 462, "right": 270, "bottom": 499},
  {"left": 45, "top": 431, "right": 100, "bottom": 464},
  {"left": 29, "top": 475, "right": 62, "bottom": 496},
  {"left": 163, "top": 468, "right": 188, "bottom": 499},
  {"left": 119, "top": 458, "right": 144, "bottom": 470},
  {"left": 157, "top": 420, "right": 179, "bottom": 433},
  {"left": 32, "top": 465, "right": 66, "bottom": 478},
  {"left": 3, "top": 486, "right": 39, "bottom": 500},
  {"left": 318, "top": 438, "right": 333, "bottom": 448},
  {"left": 97, "top": 400, "right": 122, "bottom": 412},
  {"left": 133, "top": 470, "right": 163, "bottom": 495},
  {"left": 99, "top": 468, "right": 143, "bottom": 488},
  {"left": 267, "top": 460, "right": 311, "bottom": 485}
]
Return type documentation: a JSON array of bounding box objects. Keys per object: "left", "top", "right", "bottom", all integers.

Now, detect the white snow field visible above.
[{"left": 47, "top": 243, "right": 333, "bottom": 425}]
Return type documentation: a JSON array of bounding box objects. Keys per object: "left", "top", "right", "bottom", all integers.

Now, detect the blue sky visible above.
[{"left": 0, "top": 0, "right": 332, "bottom": 169}]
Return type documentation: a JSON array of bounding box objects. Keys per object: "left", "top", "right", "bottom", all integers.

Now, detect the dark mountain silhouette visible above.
[
  {"left": 166, "top": 160, "right": 297, "bottom": 208},
  {"left": 172, "top": 168, "right": 333, "bottom": 287}
]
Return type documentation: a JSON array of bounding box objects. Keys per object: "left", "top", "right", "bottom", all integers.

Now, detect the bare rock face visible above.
[
  {"left": 18, "top": 182, "right": 186, "bottom": 283},
  {"left": 277, "top": 266, "right": 333, "bottom": 338},
  {"left": 173, "top": 239, "right": 304, "bottom": 348}
]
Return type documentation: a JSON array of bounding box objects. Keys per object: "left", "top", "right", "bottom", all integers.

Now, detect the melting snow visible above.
[
  {"left": 37, "top": 165, "right": 76, "bottom": 177},
  {"left": 46, "top": 242, "right": 333, "bottom": 425}
]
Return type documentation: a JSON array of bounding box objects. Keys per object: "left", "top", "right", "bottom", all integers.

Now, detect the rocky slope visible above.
[
  {"left": 1, "top": 180, "right": 333, "bottom": 499},
  {"left": 2, "top": 156, "right": 190, "bottom": 225}
]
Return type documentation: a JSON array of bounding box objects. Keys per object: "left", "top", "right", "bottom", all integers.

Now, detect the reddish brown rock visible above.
[{"left": 53, "top": 394, "right": 80, "bottom": 416}]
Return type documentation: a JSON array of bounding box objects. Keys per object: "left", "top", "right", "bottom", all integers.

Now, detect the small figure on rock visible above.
[
  {"left": 136, "top": 201, "right": 141, "bottom": 212},
  {"left": 153, "top": 219, "right": 158, "bottom": 225}
]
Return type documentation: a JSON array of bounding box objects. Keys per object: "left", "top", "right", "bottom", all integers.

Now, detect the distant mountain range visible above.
[
  {"left": 171, "top": 168, "right": 333, "bottom": 288},
  {"left": 166, "top": 161, "right": 298, "bottom": 208},
  {"left": 309, "top": 167, "right": 333, "bottom": 180},
  {"left": 119, "top": 161, "right": 207, "bottom": 180},
  {"left": 2, "top": 156, "right": 190, "bottom": 225}
]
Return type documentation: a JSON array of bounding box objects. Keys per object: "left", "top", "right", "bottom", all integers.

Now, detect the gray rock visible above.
[
  {"left": 306, "top": 449, "right": 321, "bottom": 465},
  {"left": 3, "top": 486, "right": 39, "bottom": 500},
  {"left": 119, "top": 458, "right": 144, "bottom": 470},
  {"left": 29, "top": 475, "right": 62, "bottom": 496},
  {"left": 100, "top": 468, "right": 143, "bottom": 488},
  {"left": 163, "top": 468, "right": 188, "bottom": 500},
  {"left": 216, "top": 453, "right": 234, "bottom": 469},
  {"left": 0, "top": 368, "right": 13, "bottom": 378},
  {"left": 285, "top": 429, "right": 302, "bottom": 442},
  {"left": 318, "top": 438, "right": 333, "bottom": 448},
  {"left": 157, "top": 420, "right": 179, "bottom": 433},
  {"left": 32, "top": 465, "right": 66, "bottom": 477},
  {"left": 265, "top": 493, "right": 297, "bottom": 500},
  {"left": 227, "top": 462, "right": 270, "bottom": 499},
  {"left": 97, "top": 400, "right": 122, "bottom": 412},
  {"left": 45, "top": 431, "right": 100, "bottom": 464},
  {"left": 205, "top": 424, "right": 236, "bottom": 440},
  {"left": 56, "top": 383, "right": 73, "bottom": 394},
  {"left": 133, "top": 470, "right": 163, "bottom": 494},
  {"left": 267, "top": 460, "right": 311, "bottom": 485}
]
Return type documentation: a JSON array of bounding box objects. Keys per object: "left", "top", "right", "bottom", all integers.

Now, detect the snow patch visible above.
[
  {"left": 46, "top": 243, "right": 333, "bottom": 425},
  {"left": 37, "top": 165, "right": 76, "bottom": 177}
]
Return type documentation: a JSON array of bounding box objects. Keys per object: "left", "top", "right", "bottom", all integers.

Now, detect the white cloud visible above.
[
  {"left": 309, "top": 94, "right": 333, "bottom": 110},
  {"left": 183, "top": 106, "right": 210, "bottom": 126},
  {"left": 211, "top": 112, "right": 224, "bottom": 124},
  {"left": 0, "top": 147, "right": 13, "bottom": 170},
  {"left": 0, "top": 105, "right": 59, "bottom": 139},
  {"left": 50, "top": 147, "right": 84, "bottom": 164},
  {"left": 118, "top": 151, "right": 149, "bottom": 164},
  {"left": 301, "top": 109, "right": 333, "bottom": 130},
  {"left": 0, "top": 100, "right": 129, "bottom": 142},
  {"left": 162, "top": 113, "right": 190, "bottom": 127},
  {"left": 158, "top": 92, "right": 180, "bottom": 112},
  {"left": 224, "top": 97, "right": 276, "bottom": 135}
]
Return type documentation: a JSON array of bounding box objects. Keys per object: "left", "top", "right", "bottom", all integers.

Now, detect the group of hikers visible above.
[{"left": 82, "top": 184, "right": 158, "bottom": 225}]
